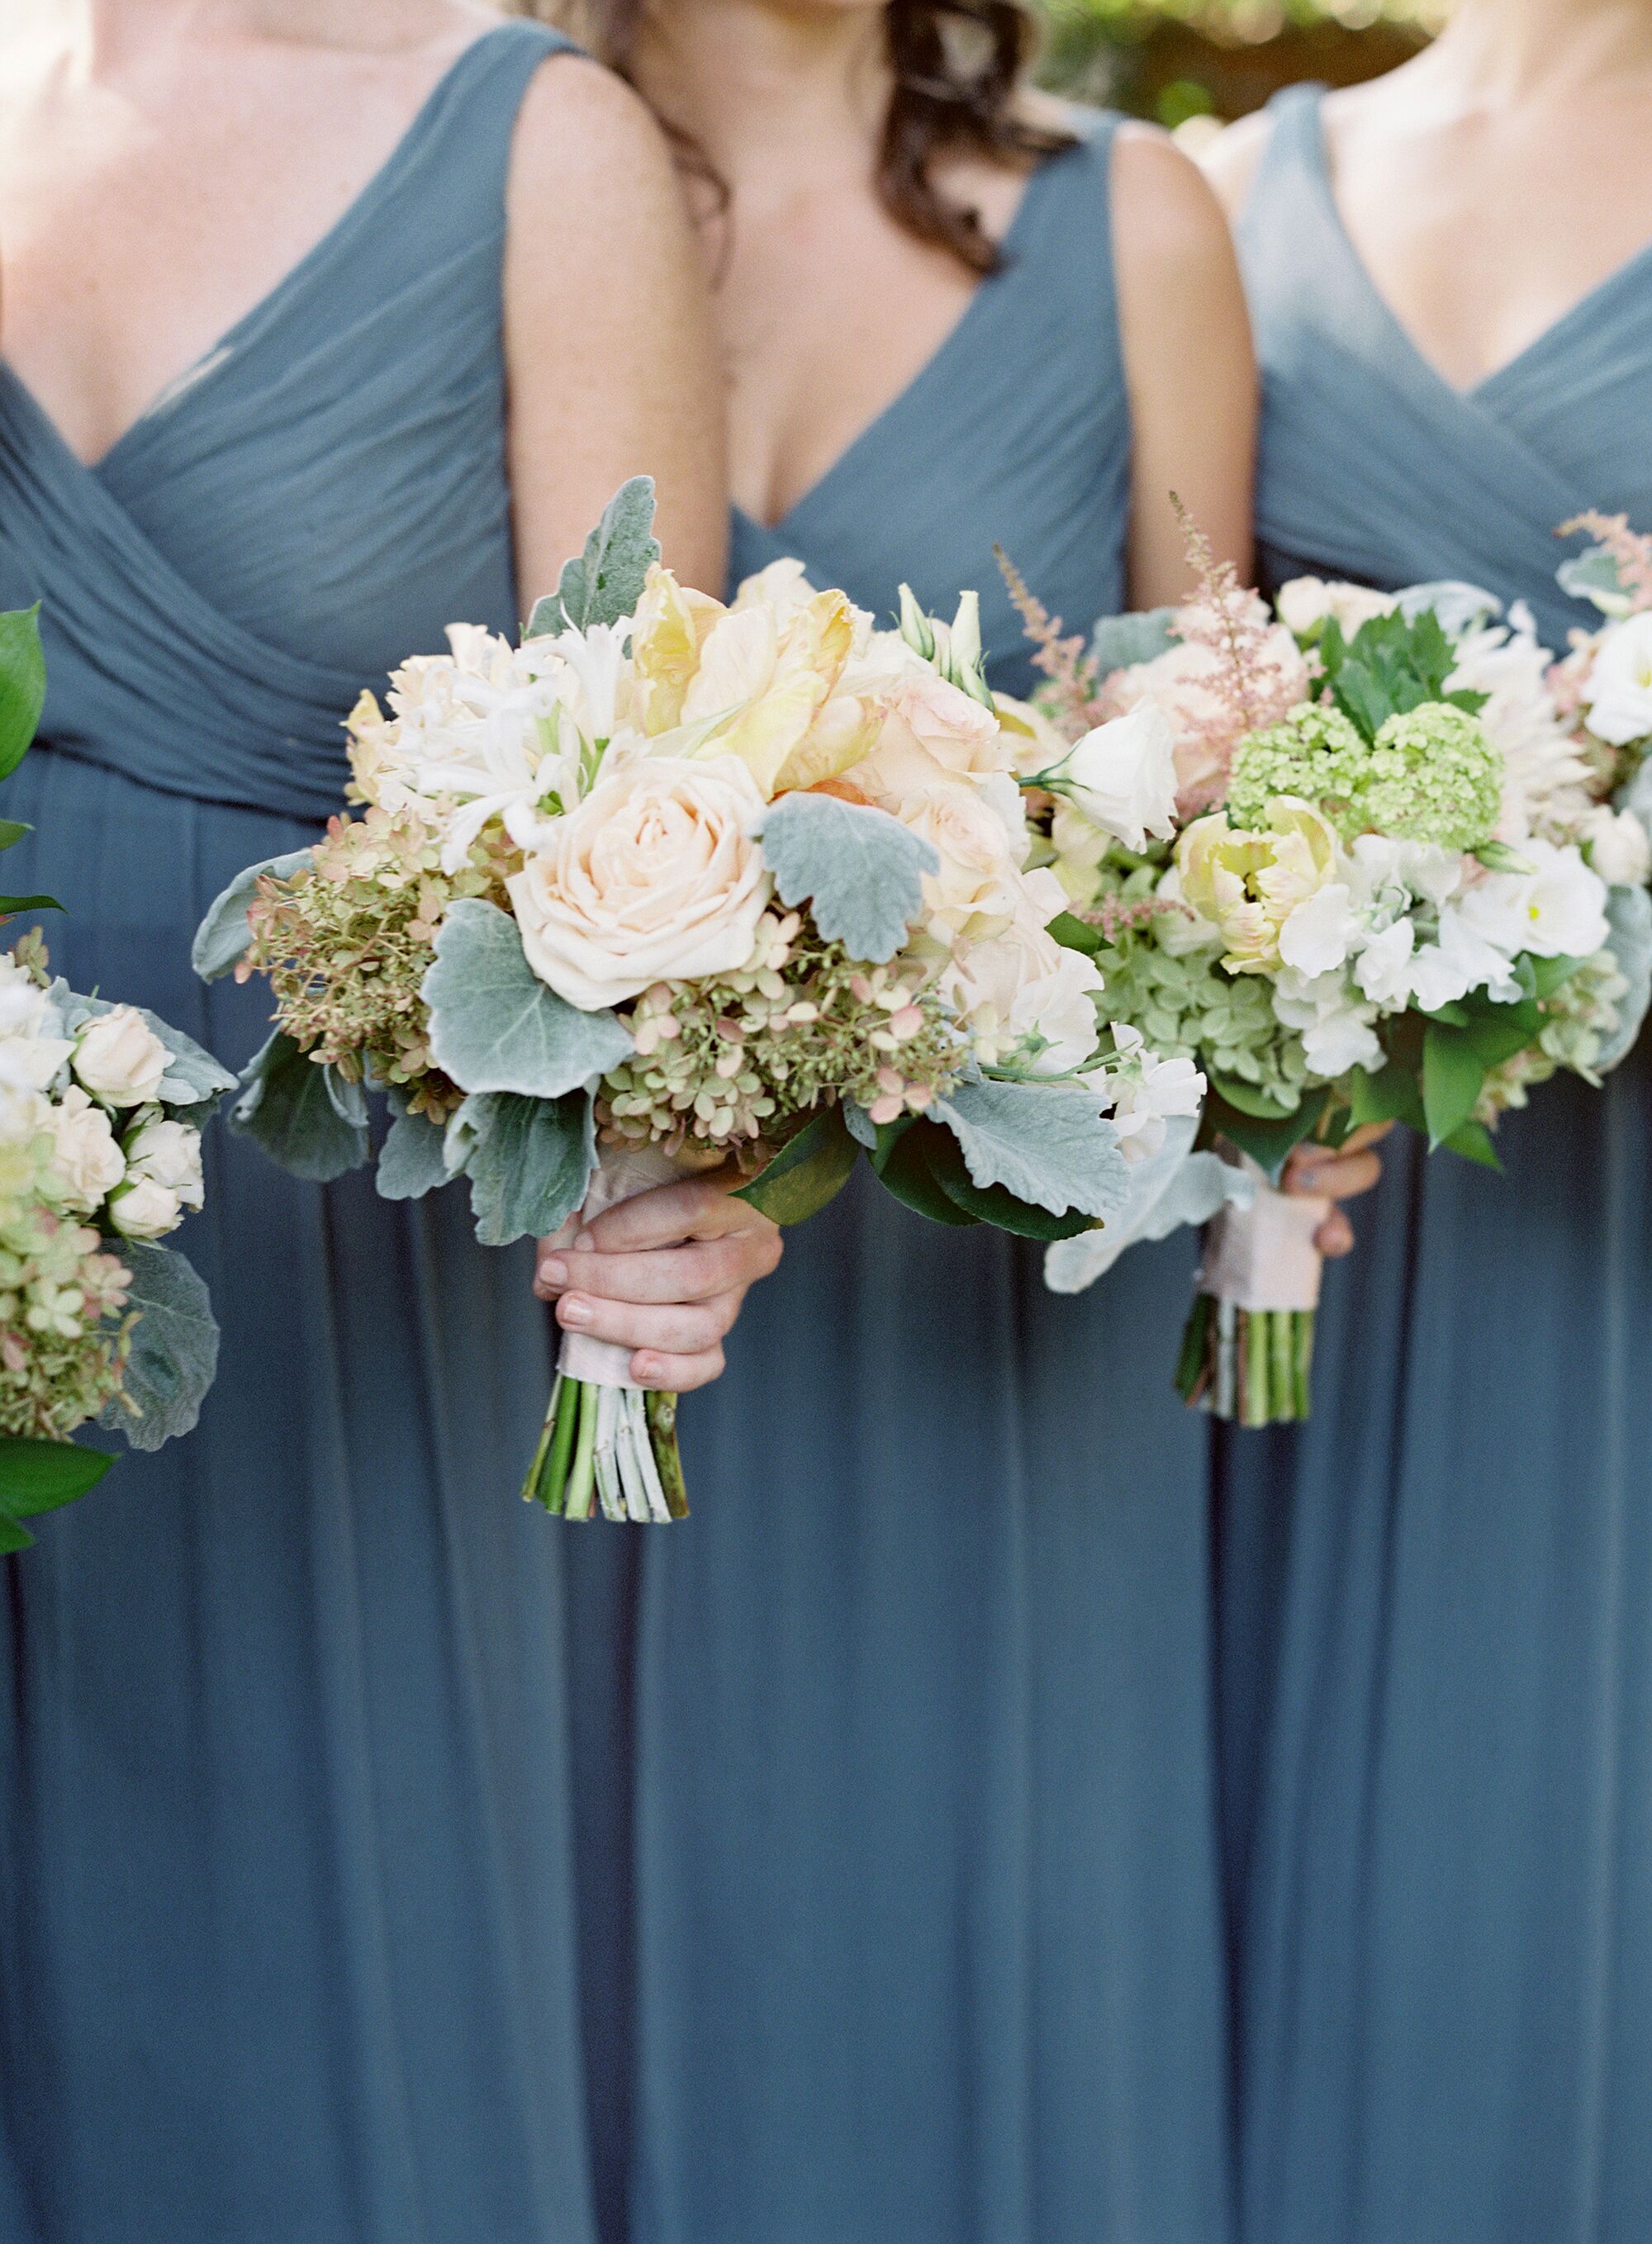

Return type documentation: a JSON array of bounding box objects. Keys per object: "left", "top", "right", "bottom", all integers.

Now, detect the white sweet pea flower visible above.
[
  {"left": 1457, "top": 840, "right": 1611, "bottom": 961},
  {"left": 1278, "top": 881, "right": 1360, "bottom": 978},
  {"left": 47, "top": 1085, "right": 127, "bottom": 1213},
  {"left": 74, "top": 1008, "right": 169, "bottom": 1108},
  {"left": 1406, "top": 906, "right": 1523, "bottom": 1011},
  {"left": 1087, "top": 1024, "right": 1205, "bottom": 1165},
  {"left": 1583, "top": 613, "right": 1652, "bottom": 747},
  {"left": 1054, "top": 700, "right": 1180, "bottom": 853},
  {"left": 1346, "top": 833, "right": 1466, "bottom": 913},
  {"left": 1581, "top": 803, "right": 1652, "bottom": 889},
  {"left": 124, "top": 1117, "right": 206, "bottom": 1212},
  {"left": 1271, "top": 969, "right": 1384, "bottom": 1077},
  {"left": 1353, "top": 917, "right": 1418, "bottom": 1008}
]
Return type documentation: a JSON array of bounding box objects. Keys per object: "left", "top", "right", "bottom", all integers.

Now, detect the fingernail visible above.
[
  {"left": 559, "top": 1297, "right": 591, "bottom": 1329},
  {"left": 539, "top": 1256, "right": 567, "bottom": 1289},
  {"left": 574, "top": 1228, "right": 593, "bottom": 1252},
  {"left": 633, "top": 1355, "right": 662, "bottom": 1386}
]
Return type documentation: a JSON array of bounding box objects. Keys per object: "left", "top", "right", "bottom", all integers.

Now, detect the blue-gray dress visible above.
[
  {"left": 0, "top": 26, "right": 604, "bottom": 2244},
  {"left": 565, "top": 117, "right": 1237, "bottom": 2244},
  {"left": 1218, "top": 84, "right": 1652, "bottom": 2244}
]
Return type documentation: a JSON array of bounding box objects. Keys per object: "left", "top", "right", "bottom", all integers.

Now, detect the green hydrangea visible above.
[
  {"left": 1089, "top": 927, "right": 1311, "bottom": 1110},
  {"left": 1227, "top": 704, "right": 1368, "bottom": 837},
  {"left": 1357, "top": 704, "right": 1502, "bottom": 851}
]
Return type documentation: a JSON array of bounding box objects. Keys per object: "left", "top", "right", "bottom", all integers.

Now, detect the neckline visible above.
[
  {"left": 0, "top": 20, "right": 534, "bottom": 477},
  {"left": 1304, "top": 90, "right": 1652, "bottom": 406},
  {"left": 733, "top": 136, "right": 1075, "bottom": 540}
]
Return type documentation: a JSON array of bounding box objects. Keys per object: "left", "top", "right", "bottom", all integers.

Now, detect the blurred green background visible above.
[{"left": 1032, "top": 1, "right": 1442, "bottom": 126}]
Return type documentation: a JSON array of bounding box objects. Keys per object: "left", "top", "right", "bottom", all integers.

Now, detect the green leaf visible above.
[
  {"left": 0, "top": 1434, "right": 112, "bottom": 1516},
  {"left": 0, "top": 820, "right": 31, "bottom": 852},
  {"left": 1346, "top": 1058, "right": 1427, "bottom": 1134},
  {"left": 0, "top": 1513, "right": 35, "bottom": 1553},
  {"left": 375, "top": 1099, "right": 452, "bottom": 1202},
  {"left": 525, "top": 477, "right": 660, "bottom": 638},
  {"left": 1422, "top": 1022, "right": 1488, "bottom": 1149},
  {"left": 1089, "top": 606, "right": 1178, "bottom": 674},
  {"left": 232, "top": 1031, "right": 371, "bottom": 1181},
  {"left": 1443, "top": 1118, "right": 1502, "bottom": 1170},
  {"left": 923, "top": 1125, "right": 1096, "bottom": 1240},
  {"left": 1206, "top": 1068, "right": 1301, "bottom": 1122},
  {"left": 933, "top": 1074, "right": 1129, "bottom": 1220},
  {"left": 455, "top": 1090, "right": 596, "bottom": 1247},
  {"left": 1047, "top": 910, "right": 1104, "bottom": 957},
  {"left": 192, "top": 848, "right": 316, "bottom": 981},
  {"left": 424, "top": 899, "right": 633, "bottom": 1099},
  {"left": 1525, "top": 951, "right": 1589, "bottom": 1001},
  {"left": 99, "top": 1241, "right": 218, "bottom": 1451},
  {"left": 758, "top": 793, "right": 938, "bottom": 965},
  {"left": 1460, "top": 1003, "right": 1543, "bottom": 1073},
  {"left": 1205, "top": 1087, "right": 1324, "bottom": 1184},
  {"left": 874, "top": 1118, "right": 979, "bottom": 1227},
  {"left": 733, "top": 1107, "right": 858, "bottom": 1226},
  {"left": 0, "top": 894, "right": 61, "bottom": 917},
  {"left": 0, "top": 606, "right": 46, "bottom": 780}
]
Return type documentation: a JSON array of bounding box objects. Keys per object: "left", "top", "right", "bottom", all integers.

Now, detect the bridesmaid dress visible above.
[
  {"left": 0, "top": 26, "right": 605, "bottom": 2244},
  {"left": 1218, "top": 84, "right": 1652, "bottom": 2244},
  {"left": 566, "top": 117, "right": 1237, "bottom": 2244}
]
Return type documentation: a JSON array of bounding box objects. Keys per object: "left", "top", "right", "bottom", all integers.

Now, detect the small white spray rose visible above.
[
  {"left": 124, "top": 1117, "right": 206, "bottom": 1212},
  {"left": 1580, "top": 804, "right": 1652, "bottom": 889},
  {"left": 1583, "top": 613, "right": 1652, "bottom": 747},
  {"left": 74, "top": 1007, "right": 169, "bottom": 1108},
  {"left": 1275, "top": 578, "right": 1398, "bottom": 638},
  {"left": 107, "top": 1177, "right": 184, "bottom": 1241},
  {"left": 1056, "top": 699, "right": 1180, "bottom": 854},
  {"left": 48, "top": 1085, "right": 127, "bottom": 1215}
]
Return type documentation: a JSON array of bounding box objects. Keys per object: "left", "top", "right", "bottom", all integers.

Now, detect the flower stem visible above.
[
  {"left": 645, "top": 1391, "right": 690, "bottom": 1521},
  {"left": 563, "top": 1380, "right": 601, "bottom": 1522}
]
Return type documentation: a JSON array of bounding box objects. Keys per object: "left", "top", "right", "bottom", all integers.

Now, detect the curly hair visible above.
[{"left": 521, "top": 2, "right": 1070, "bottom": 273}]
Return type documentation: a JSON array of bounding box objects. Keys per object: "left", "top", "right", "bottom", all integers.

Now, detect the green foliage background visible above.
[{"left": 1030, "top": 0, "right": 1441, "bottom": 121}]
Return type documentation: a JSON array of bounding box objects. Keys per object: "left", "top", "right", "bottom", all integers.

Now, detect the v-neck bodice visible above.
[
  {"left": 729, "top": 111, "right": 1129, "bottom": 700},
  {"left": 1238, "top": 83, "right": 1652, "bottom": 652},
  {"left": 0, "top": 20, "right": 572, "bottom": 823}
]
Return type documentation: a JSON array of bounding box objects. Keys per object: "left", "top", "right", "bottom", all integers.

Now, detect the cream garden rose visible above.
[
  {"left": 48, "top": 1085, "right": 127, "bottom": 1214},
  {"left": 508, "top": 755, "right": 773, "bottom": 1013},
  {"left": 73, "top": 1007, "right": 170, "bottom": 1108},
  {"left": 125, "top": 1117, "right": 206, "bottom": 1212}
]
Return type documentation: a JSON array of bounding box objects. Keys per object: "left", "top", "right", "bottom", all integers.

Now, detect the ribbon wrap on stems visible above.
[{"left": 1178, "top": 1150, "right": 1331, "bottom": 1426}]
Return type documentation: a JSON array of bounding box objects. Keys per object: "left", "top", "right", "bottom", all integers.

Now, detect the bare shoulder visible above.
[
  {"left": 508, "top": 45, "right": 678, "bottom": 213},
  {"left": 1112, "top": 121, "right": 1242, "bottom": 285},
  {"left": 1199, "top": 109, "right": 1277, "bottom": 219}
]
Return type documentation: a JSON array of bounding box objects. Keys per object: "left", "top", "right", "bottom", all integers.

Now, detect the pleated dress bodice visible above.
[
  {"left": 0, "top": 26, "right": 607, "bottom": 2244},
  {"left": 568, "top": 116, "right": 1237, "bottom": 2244},
  {"left": 1218, "top": 83, "right": 1652, "bottom": 2244}
]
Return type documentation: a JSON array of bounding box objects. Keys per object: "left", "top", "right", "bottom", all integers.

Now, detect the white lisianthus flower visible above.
[
  {"left": 1271, "top": 969, "right": 1384, "bottom": 1077},
  {"left": 1275, "top": 578, "right": 1398, "bottom": 637},
  {"left": 1580, "top": 803, "right": 1652, "bottom": 888},
  {"left": 107, "top": 1176, "right": 183, "bottom": 1240},
  {"left": 1457, "top": 840, "right": 1612, "bottom": 961},
  {"left": 1088, "top": 1024, "right": 1205, "bottom": 1165},
  {"left": 124, "top": 1117, "right": 206, "bottom": 1212},
  {"left": 1055, "top": 700, "right": 1180, "bottom": 853},
  {"left": 508, "top": 754, "right": 771, "bottom": 1013},
  {"left": 1583, "top": 613, "right": 1652, "bottom": 747},
  {"left": 74, "top": 1007, "right": 169, "bottom": 1108},
  {"left": 48, "top": 1084, "right": 127, "bottom": 1213}
]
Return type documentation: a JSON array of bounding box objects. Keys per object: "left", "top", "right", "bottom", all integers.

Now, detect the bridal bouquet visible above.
[
  {"left": 198, "top": 482, "right": 1148, "bottom": 1521},
  {"left": 0, "top": 607, "right": 228, "bottom": 1549},
  {"left": 1003, "top": 529, "right": 1650, "bottom": 1426}
]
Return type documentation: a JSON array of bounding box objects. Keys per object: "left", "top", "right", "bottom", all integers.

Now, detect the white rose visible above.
[
  {"left": 899, "top": 780, "right": 1026, "bottom": 942},
  {"left": 74, "top": 1007, "right": 169, "bottom": 1107},
  {"left": 1275, "top": 578, "right": 1398, "bottom": 637},
  {"left": 507, "top": 754, "right": 771, "bottom": 1013},
  {"left": 107, "top": 1176, "right": 183, "bottom": 1240},
  {"left": 941, "top": 916, "right": 1103, "bottom": 1076},
  {"left": 124, "top": 1117, "right": 206, "bottom": 1211},
  {"left": 1457, "top": 840, "right": 1611, "bottom": 962},
  {"left": 1581, "top": 804, "right": 1652, "bottom": 889},
  {"left": 1583, "top": 614, "right": 1652, "bottom": 747},
  {"left": 1056, "top": 700, "right": 1180, "bottom": 853},
  {"left": 48, "top": 1085, "right": 127, "bottom": 1214}
]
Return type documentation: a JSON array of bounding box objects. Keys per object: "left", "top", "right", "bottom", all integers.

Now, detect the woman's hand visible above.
[
  {"left": 534, "top": 1174, "right": 782, "bottom": 1392},
  {"left": 1284, "top": 1123, "right": 1393, "bottom": 1259}
]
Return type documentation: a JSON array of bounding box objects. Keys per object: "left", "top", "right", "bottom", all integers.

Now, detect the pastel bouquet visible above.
[
  {"left": 1002, "top": 528, "right": 1651, "bottom": 1426},
  {"left": 0, "top": 607, "right": 228, "bottom": 1549},
  {"left": 198, "top": 482, "right": 1156, "bottom": 1521}
]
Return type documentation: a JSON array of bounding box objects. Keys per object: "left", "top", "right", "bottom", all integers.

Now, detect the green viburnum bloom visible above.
[
  {"left": 1227, "top": 704, "right": 1368, "bottom": 837},
  {"left": 1357, "top": 703, "right": 1503, "bottom": 850}
]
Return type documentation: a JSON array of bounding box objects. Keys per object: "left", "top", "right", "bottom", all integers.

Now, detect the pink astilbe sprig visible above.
[
  {"left": 1559, "top": 511, "right": 1652, "bottom": 615},
  {"left": 1080, "top": 892, "right": 1192, "bottom": 942},
  {"left": 1171, "top": 501, "right": 1304, "bottom": 744},
  {"left": 995, "top": 545, "right": 1110, "bottom": 738}
]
